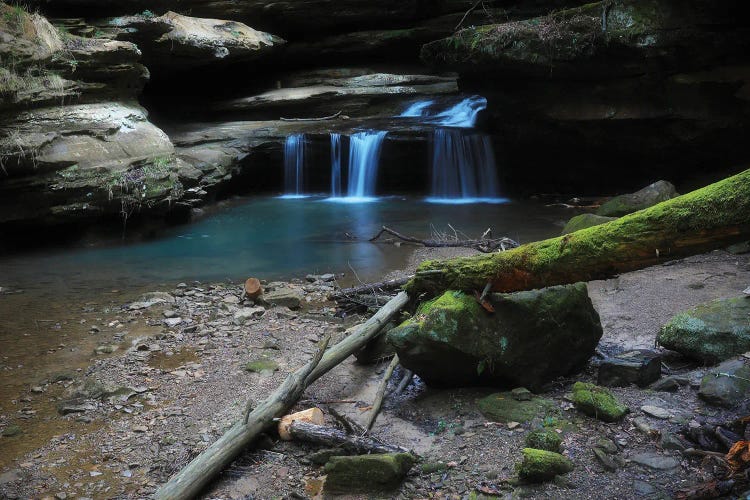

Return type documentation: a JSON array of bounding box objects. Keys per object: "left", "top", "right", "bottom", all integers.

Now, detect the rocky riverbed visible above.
[{"left": 1, "top": 248, "right": 749, "bottom": 499}]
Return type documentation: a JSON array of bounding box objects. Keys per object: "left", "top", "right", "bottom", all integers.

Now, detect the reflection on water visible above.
[{"left": 0, "top": 196, "right": 568, "bottom": 291}]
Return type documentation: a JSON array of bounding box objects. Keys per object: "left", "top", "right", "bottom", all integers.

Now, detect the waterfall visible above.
[
  {"left": 429, "top": 129, "right": 502, "bottom": 203},
  {"left": 282, "top": 134, "right": 305, "bottom": 197},
  {"left": 399, "top": 100, "right": 434, "bottom": 117},
  {"left": 330, "top": 133, "right": 342, "bottom": 197},
  {"left": 346, "top": 131, "right": 387, "bottom": 200},
  {"left": 435, "top": 95, "right": 487, "bottom": 128}
]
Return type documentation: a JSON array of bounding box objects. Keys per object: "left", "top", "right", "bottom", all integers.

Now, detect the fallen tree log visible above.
[
  {"left": 406, "top": 169, "right": 750, "bottom": 296},
  {"left": 155, "top": 291, "right": 410, "bottom": 500},
  {"left": 289, "top": 421, "right": 410, "bottom": 454}
]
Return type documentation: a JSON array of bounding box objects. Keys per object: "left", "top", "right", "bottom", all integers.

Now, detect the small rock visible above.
[
  {"left": 633, "top": 480, "right": 657, "bottom": 496},
  {"left": 633, "top": 417, "right": 658, "bottom": 435},
  {"left": 233, "top": 307, "right": 265, "bottom": 325},
  {"left": 698, "top": 357, "right": 750, "bottom": 407},
  {"left": 55, "top": 492, "right": 67, "bottom": 500},
  {"left": 512, "top": 387, "right": 533, "bottom": 401},
  {"left": 263, "top": 288, "right": 303, "bottom": 310},
  {"left": 323, "top": 453, "right": 415, "bottom": 493},
  {"left": 516, "top": 448, "right": 573, "bottom": 483},
  {"left": 244, "top": 357, "right": 279, "bottom": 373},
  {"left": 641, "top": 405, "right": 672, "bottom": 419},
  {"left": 94, "top": 345, "right": 117, "bottom": 355},
  {"left": 595, "top": 438, "right": 618, "bottom": 454},
  {"left": 593, "top": 448, "right": 617, "bottom": 472},
  {"left": 163, "top": 310, "right": 177, "bottom": 318},
  {"left": 649, "top": 376, "right": 683, "bottom": 392},
  {"left": 57, "top": 402, "right": 96, "bottom": 415},
  {"left": 525, "top": 429, "right": 562, "bottom": 452},
  {"left": 661, "top": 432, "right": 690, "bottom": 452},
  {"left": 571, "top": 382, "right": 629, "bottom": 422},
  {"left": 31, "top": 386, "right": 44, "bottom": 393},
  {"left": 132, "top": 425, "right": 148, "bottom": 433},
  {"left": 597, "top": 350, "right": 662, "bottom": 387},
  {"left": 629, "top": 452, "right": 678, "bottom": 470},
  {"left": 163, "top": 317, "right": 183, "bottom": 328}
]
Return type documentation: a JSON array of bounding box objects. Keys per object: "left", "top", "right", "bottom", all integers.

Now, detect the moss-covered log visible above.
[{"left": 406, "top": 169, "right": 750, "bottom": 296}]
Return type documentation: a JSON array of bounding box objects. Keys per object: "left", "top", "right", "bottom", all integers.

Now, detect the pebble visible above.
[
  {"left": 629, "top": 452, "right": 679, "bottom": 470},
  {"left": 641, "top": 405, "right": 672, "bottom": 419},
  {"left": 163, "top": 318, "right": 183, "bottom": 328}
]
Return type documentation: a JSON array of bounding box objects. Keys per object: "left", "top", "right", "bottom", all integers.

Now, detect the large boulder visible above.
[
  {"left": 387, "top": 283, "right": 603, "bottom": 389},
  {"left": 658, "top": 297, "right": 750, "bottom": 364},
  {"left": 596, "top": 180, "right": 678, "bottom": 217},
  {"left": 107, "top": 11, "right": 284, "bottom": 76}
]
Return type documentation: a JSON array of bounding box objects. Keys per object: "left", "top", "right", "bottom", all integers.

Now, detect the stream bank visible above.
[{"left": 1, "top": 248, "right": 749, "bottom": 499}]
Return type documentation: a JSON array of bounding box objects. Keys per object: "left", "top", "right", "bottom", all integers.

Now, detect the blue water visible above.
[
  {"left": 0, "top": 196, "right": 568, "bottom": 290},
  {"left": 399, "top": 100, "right": 435, "bottom": 118}
]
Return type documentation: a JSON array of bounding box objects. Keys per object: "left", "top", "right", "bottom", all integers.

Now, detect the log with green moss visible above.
[{"left": 406, "top": 169, "right": 750, "bottom": 296}]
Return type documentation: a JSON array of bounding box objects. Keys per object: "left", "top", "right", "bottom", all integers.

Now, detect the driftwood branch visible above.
[
  {"left": 370, "top": 225, "right": 519, "bottom": 254},
  {"left": 407, "top": 169, "right": 750, "bottom": 296},
  {"left": 289, "top": 421, "right": 409, "bottom": 454},
  {"left": 455, "top": 0, "right": 483, "bottom": 31},
  {"left": 395, "top": 369, "right": 414, "bottom": 394},
  {"left": 329, "top": 276, "right": 411, "bottom": 301},
  {"left": 280, "top": 110, "right": 342, "bottom": 122},
  {"left": 155, "top": 291, "right": 409, "bottom": 500},
  {"left": 365, "top": 355, "right": 400, "bottom": 432}
]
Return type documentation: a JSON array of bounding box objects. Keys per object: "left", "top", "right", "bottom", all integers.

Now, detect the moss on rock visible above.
[
  {"left": 596, "top": 180, "right": 678, "bottom": 217},
  {"left": 323, "top": 453, "right": 415, "bottom": 492},
  {"left": 658, "top": 297, "right": 750, "bottom": 364},
  {"left": 478, "top": 392, "right": 559, "bottom": 423},
  {"left": 388, "top": 285, "right": 602, "bottom": 389},
  {"left": 516, "top": 448, "right": 573, "bottom": 483},
  {"left": 571, "top": 382, "right": 629, "bottom": 422},
  {"left": 562, "top": 213, "right": 617, "bottom": 235},
  {"left": 244, "top": 357, "right": 279, "bottom": 373},
  {"left": 525, "top": 429, "right": 563, "bottom": 452}
]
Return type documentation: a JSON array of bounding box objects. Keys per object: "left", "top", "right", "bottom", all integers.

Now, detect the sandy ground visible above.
[{"left": 1, "top": 248, "right": 749, "bottom": 499}]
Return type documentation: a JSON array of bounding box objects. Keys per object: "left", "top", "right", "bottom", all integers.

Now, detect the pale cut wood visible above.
[
  {"left": 155, "top": 291, "right": 409, "bottom": 500},
  {"left": 278, "top": 407, "right": 324, "bottom": 441}
]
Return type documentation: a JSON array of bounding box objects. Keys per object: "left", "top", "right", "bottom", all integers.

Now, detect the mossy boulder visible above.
[
  {"left": 658, "top": 297, "right": 750, "bottom": 364},
  {"left": 525, "top": 429, "right": 563, "bottom": 452},
  {"left": 478, "top": 392, "right": 558, "bottom": 424},
  {"left": 571, "top": 382, "right": 629, "bottom": 422},
  {"left": 323, "top": 453, "right": 415, "bottom": 493},
  {"left": 387, "top": 284, "right": 602, "bottom": 390},
  {"left": 562, "top": 214, "right": 616, "bottom": 235},
  {"left": 698, "top": 358, "right": 750, "bottom": 408},
  {"left": 516, "top": 448, "right": 573, "bottom": 483},
  {"left": 596, "top": 180, "right": 677, "bottom": 217}
]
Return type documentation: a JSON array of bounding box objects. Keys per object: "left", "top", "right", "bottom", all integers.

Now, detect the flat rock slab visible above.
[
  {"left": 698, "top": 357, "right": 750, "bottom": 407},
  {"left": 598, "top": 349, "right": 662, "bottom": 387},
  {"left": 640, "top": 405, "right": 672, "bottom": 419},
  {"left": 630, "top": 452, "right": 679, "bottom": 470}
]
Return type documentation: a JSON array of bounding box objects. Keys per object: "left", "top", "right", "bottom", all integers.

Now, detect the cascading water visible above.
[
  {"left": 282, "top": 133, "right": 306, "bottom": 198},
  {"left": 345, "top": 130, "right": 387, "bottom": 201},
  {"left": 429, "top": 129, "right": 502, "bottom": 203},
  {"left": 399, "top": 100, "right": 434, "bottom": 118},
  {"left": 399, "top": 95, "right": 506, "bottom": 203},
  {"left": 330, "top": 133, "right": 342, "bottom": 197}
]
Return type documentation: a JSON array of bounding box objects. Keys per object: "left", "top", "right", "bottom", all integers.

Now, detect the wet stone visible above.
[
  {"left": 630, "top": 452, "right": 679, "bottom": 470},
  {"left": 597, "top": 350, "right": 662, "bottom": 387}
]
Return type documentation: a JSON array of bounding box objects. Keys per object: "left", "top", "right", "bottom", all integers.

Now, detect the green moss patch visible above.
[
  {"left": 571, "top": 382, "right": 629, "bottom": 422},
  {"left": 478, "top": 392, "right": 559, "bottom": 423},
  {"left": 525, "top": 428, "right": 562, "bottom": 452},
  {"left": 324, "top": 453, "right": 415, "bottom": 492},
  {"left": 516, "top": 448, "right": 573, "bottom": 483}
]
